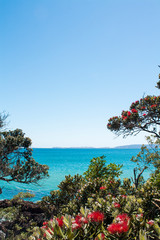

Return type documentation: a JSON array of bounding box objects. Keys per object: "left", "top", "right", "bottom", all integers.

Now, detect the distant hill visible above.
[
  {"left": 114, "top": 144, "right": 156, "bottom": 149},
  {"left": 114, "top": 144, "right": 143, "bottom": 149},
  {"left": 51, "top": 144, "right": 156, "bottom": 149}
]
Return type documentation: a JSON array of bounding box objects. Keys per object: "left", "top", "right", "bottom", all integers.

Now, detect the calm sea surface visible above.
[{"left": 0, "top": 148, "right": 152, "bottom": 202}]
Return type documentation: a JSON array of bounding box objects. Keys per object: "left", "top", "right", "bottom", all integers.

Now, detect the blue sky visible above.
[{"left": 0, "top": 0, "right": 160, "bottom": 147}]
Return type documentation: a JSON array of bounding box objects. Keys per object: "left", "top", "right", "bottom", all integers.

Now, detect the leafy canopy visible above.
[
  {"left": 0, "top": 113, "right": 49, "bottom": 189},
  {"left": 107, "top": 95, "right": 160, "bottom": 138},
  {"left": 83, "top": 155, "right": 123, "bottom": 180},
  {"left": 107, "top": 73, "right": 160, "bottom": 188},
  {"left": 107, "top": 74, "right": 160, "bottom": 138}
]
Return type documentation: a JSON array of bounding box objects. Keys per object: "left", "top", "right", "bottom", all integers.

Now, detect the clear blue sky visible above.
[{"left": 0, "top": 0, "right": 160, "bottom": 148}]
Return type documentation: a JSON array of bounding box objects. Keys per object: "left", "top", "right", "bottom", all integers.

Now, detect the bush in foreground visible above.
[{"left": 29, "top": 177, "right": 160, "bottom": 240}]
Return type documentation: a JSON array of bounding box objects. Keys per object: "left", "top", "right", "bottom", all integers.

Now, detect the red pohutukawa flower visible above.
[
  {"left": 75, "top": 215, "right": 88, "bottom": 224},
  {"left": 131, "top": 109, "right": 138, "bottom": 113},
  {"left": 47, "top": 229, "right": 52, "bottom": 234},
  {"left": 121, "top": 195, "right": 127, "bottom": 198},
  {"left": 107, "top": 221, "right": 129, "bottom": 234},
  {"left": 114, "top": 202, "right": 121, "bottom": 208},
  {"left": 72, "top": 220, "right": 81, "bottom": 230},
  {"left": 88, "top": 211, "right": 104, "bottom": 222},
  {"left": 151, "top": 104, "right": 157, "bottom": 108},
  {"left": 56, "top": 216, "right": 64, "bottom": 227},
  {"left": 147, "top": 220, "right": 154, "bottom": 226},
  {"left": 43, "top": 221, "right": 48, "bottom": 226},
  {"left": 42, "top": 224, "right": 48, "bottom": 229},
  {"left": 122, "top": 115, "right": 127, "bottom": 120},
  {"left": 116, "top": 213, "right": 130, "bottom": 223},
  {"left": 107, "top": 213, "right": 130, "bottom": 235},
  {"left": 71, "top": 215, "right": 88, "bottom": 230},
  {"left": 127, "top": 111, "right": 131, "bottom": 116},
  {"left": 100, "top": 186, "right": 106, "bottom": 190}
]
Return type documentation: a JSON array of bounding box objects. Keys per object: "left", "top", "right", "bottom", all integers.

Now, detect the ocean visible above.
[{"left": 0, "top": 148, "right": 152, "bottom": 202}]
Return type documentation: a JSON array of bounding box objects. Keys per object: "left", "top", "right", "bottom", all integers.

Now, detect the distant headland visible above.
[{"left": 51, "top": 144, "right": 146, "bottom": 149}]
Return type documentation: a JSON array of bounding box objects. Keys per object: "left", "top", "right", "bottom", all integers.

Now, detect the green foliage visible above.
[
  {"left": 41, "top": 174, "right": 84, "bottom": 216},
  {"left": 131, "top": 136, "right": 160, "bottom": 172},
  {"left": 0, "top": 112, "right": 8, "bottom": 130},
  {"left": 107, "top": 78, "right": 160, "bottom": 189},
  {"left": 107, "top": 95, "right": 160, "bottom": 138},
  {"left": 0, "top": 113, "right": 49, "bottom": 239},
  {"left": 0, "top": 114, "right": 49, "bottom": 190},
  {"left": 0, "top": 206, "right": 19, "bottom": 221},
  {"left": 83, "top": 156, "right": 123, "bottom": 180},
  {"left": 13, "top": 191, "right": 35, "bottom": 200},
  {"left": 150, "top": 172, "right": 160, "bottom": 189},
  {"left": 1, "top": 169, "right": 159, "bottom": 239},
  {"left": 30, "top": 176, "right": 160, "bottom": 240},
  {"left": 41, "top": 157, "right": 123, "bottom": 217},
  {"left": 27, "top": 73, "right": 160, "bottom": 239},
  {"left": 129, "top": 135, "right": 160, "bottom": 188},
  {"left": 32, "top": 149, "right": 160, "bottom": 240}
]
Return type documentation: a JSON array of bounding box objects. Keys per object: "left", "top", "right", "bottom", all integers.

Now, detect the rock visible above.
[{"left": 0, "top": 199, "right": 48, "bottom": 238}]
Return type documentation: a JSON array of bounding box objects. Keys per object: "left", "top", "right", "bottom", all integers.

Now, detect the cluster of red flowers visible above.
[
  {"left": 107, "top": 221, "right": 129, "bottom": 234},
  {"left": 72, "top": 215, "right": 89, "bottom": 229},
  {"left": 107, "top": 116, "right": 119, "bottom": 126},
  {"left": 151, "top": 104, "right": 157, "bottom": 108},
  {"left": 131, "top": 109, "right": 138, "bottom": 113},
  {"left": 36, "top": 214, "right": 154, "bottom": 240},
  {"left": 121, "top": 109, "right": 138, "bottom": 121},
  {"left": 122, "top": 116, "right": 127, "bottom": 120},
  {"left": 108, "top": 116, "right": 118, "bottom": 121},
  {"left": 100, "top": 186, "right": 106, "bottom": 190},
  {"left": 40, "top": 211, "right": 105, "bottom": 238},
  {"left": 116, "top": 213, "right": 130, "bottom": 223},
  {"left": 68, "top": 212, "right": 104, "bottom": 230},
  {"left": 56, "top": 216, "right": 64, "bottom": 227},
  {"left": 107, "top": 95, "right": 160, "bottom": 130},
  {"left": 131, "top": 100, "right": 139, "bottom": 107},
  {"left": 41, "top": 221, "right": 54, "bottom": 238},
  {"left": 107, "top": 213, "right": 130, "bottom": 235},
  {"left": 57, "top": 215, "right": 89, "bottom": 230},
  {"left": 76, "top": 215, "right": 88, "bottom": 224},
  {"left": 121, "top": 195, "right": 127, "bottom": 198},
  {"left": 145, "top": 97, "right": 150, "bottom": 101},
  {"left": 88, "top": 211, "right": 104, "bottom": 222},
  {"left": 147, "top": 220, "right": 154, "bottom": 226},
  {"left": 114, "top": 202, "right": 121, "bottom": 208}
]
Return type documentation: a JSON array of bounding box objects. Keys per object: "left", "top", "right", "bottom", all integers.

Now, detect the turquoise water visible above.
[{"left": 0, "top": 148, "right": 152, "bottom": 202}]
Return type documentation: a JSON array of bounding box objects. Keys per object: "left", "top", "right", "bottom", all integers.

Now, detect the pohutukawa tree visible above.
[
  {"left": 107, "top": 74, "right": 160, "bottom": 188},
  {"left": 0, "top": 113, "right": 49, "bottom": 192},
  {"left": 107, "top": 96, "right": 160, "bottom": 138},
  {"left": 107, "top": 76, "right": 160, "bottom": 138}
]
